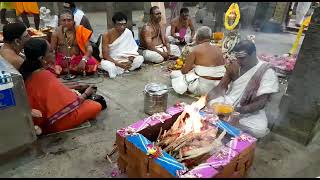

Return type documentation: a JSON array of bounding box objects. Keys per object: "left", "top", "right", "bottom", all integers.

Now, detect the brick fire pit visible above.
[{"left": 116, "top": 104, "right": 256, "bottom": 178}]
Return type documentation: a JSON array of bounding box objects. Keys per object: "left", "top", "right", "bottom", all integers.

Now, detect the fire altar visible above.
[{"left": 115, "top": 98, "right": 256, "bottom": 178}]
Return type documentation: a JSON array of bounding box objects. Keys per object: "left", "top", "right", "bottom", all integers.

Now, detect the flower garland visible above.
[{"left": 224, "top": 3, "right": 240, "bottom": 31}]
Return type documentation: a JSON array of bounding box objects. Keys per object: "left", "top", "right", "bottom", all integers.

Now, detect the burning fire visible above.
[
  {"left": 182, "top": 96, "right": 207, "bottom": 134},
  {"left": 158, "top": 95, "right": 221, "bottom": 167}
]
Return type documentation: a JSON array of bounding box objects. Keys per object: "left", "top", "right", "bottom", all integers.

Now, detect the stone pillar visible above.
[
  {"left": 53, "top": 2, "right": 59, "bottom": 15},
  {"left": 252, "top": 2, "right": 276, "bottom": 28},
  {"left": 202, "top": 2, "right": 214, "bottom": 30},
  {"left": 209, "top": 2, "right": 232, "bottom": 32},
  {"left": 272, "top": 7, "right": 320, "bottom": 145},
  {"left": 143, "top": 2, "right": 151, "bottom": 23},
  {"left": 238, "top": 2, "right": 258, "bottom": 29},
  {"left": 195, "top": 3, "right": 209, "bottom": 24},
  {"left": 260, "top": 2, "right": 288, "bottom": 33},
  {"left": 271, "top": 2, "right": 290, "bottom": 31},
  {"left": 106, "top": 2, "right": 140, "bottom": 31},
  {"left": 106, "top": 2, "right": 115, "bottom": 30}
]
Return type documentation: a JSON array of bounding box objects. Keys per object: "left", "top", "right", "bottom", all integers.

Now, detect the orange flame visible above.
[{"left": 182, "top": 95, "right": 207, "bottom": 134}]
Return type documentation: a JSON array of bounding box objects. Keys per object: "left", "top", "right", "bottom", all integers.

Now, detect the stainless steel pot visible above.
[{"left": 143, "top": 83, "right": 168, "bottom": 115}]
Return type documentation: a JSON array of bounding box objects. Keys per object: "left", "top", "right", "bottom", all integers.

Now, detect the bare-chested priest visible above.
[
  {"left": 140, "top": 6, "right": 181, "bottom": 63},
  {"left": 100, "top": 12, "right": 144, "bottom": 78},
  {"left": 171, "top": 26, "right": 226, "bottom": 96},
  {"left": 167, "top": 7, "right": 195, "bottom": 45}
]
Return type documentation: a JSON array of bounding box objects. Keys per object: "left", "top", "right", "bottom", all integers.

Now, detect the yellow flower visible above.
[
  {"left": 224, "top": 3, "right": 240, "bottom": 31},
  {"left": 175, "top": 64, "right": 182, "bottom": 69},
  {"left": 290, "top": 16, "right": 311, "bottom": 55},
  {"left": 303, "top": 16, "right": 311, "bottom": 27},
  {"left": 176, "top": 59, "right": 184, "bottom": 66}
]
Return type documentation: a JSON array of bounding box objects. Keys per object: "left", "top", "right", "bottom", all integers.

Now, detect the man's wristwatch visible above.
[{"left": 81, "top": 57, "right": 88, "bottom": 63}]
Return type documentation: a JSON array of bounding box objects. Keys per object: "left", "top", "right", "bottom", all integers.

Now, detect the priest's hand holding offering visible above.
[{"left": 225, "top": 60, "right": 240, "bottom": 80}]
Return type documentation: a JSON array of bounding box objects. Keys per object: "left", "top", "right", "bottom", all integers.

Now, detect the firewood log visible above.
[
  {"left": 156, "top": 127, "right": 163, "bottom": 142},
  {"left": 163, "top": 133, "right": 194, "bottom": 151},
  {"left": 173, "top": 141, "right": 187, "bottom": 152},
  {"left": 171, "top": 111, "right": 187, "bottom": 130},
  {"left": 178, "top": 130, "right": 226, "bottom": 161}
]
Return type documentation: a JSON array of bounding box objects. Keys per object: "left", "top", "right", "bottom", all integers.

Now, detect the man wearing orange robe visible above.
[{"left": 51, "top": 9, "right": 98, "bottom": 75}]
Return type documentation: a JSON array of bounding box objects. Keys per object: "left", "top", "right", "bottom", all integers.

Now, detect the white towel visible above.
[{"left": 108, "top": 28, "right": 139, "bottom": 61}]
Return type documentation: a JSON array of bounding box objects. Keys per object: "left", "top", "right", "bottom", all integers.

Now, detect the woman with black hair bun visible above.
[{"left": 19, "top": 38, "right": 102, "bottom": 135}]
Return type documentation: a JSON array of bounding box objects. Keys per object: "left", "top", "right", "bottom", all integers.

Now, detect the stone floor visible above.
[{"left": 1, "top": 8, "right": 319, "bottom": 178}]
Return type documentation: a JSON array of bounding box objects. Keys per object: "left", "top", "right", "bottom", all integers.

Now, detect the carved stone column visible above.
[{"left": 273, "top": 7, "right": 320, "bottom": 145}]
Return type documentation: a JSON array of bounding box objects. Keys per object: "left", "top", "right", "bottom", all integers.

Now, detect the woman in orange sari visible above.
[
  {"left": 19, "top": 38, "right": 102, "bottom": 135},
  {"left": 51, "top": 9, "right": 98, "bottom": 76}
]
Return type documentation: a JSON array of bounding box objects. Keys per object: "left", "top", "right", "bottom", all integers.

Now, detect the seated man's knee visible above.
[
  {"left": 170, "top": 70, "right": 183, "bottom": 79},
  {"left": 170, "top": 44, "right": 181, "bottom": 57},
  {"left": 101, "top": 60, "right": 116, "bottom": 70},
  {"left": 129, "top": 56, "right": 144, "bottom": 71},
  {"left": 134, "top": 55, "right": 144, "bottom": 64},
  {"left": 143, "top": 50, "right": 164, "bottom": 63},
  {"left": 100, "top": 60, "right": 118, "bottom": 78}
]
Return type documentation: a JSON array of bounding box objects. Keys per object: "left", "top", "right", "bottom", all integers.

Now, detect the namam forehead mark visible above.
[{"left": 60, "top": 13, "right": 73, "bottom": 20}]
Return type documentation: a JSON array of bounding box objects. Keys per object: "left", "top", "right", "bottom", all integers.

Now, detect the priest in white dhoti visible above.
[
  {"left": 100, "top": 12, "right": 144, "bottom": 78},
  {"left": 140, "top": 6, "right": 181, "bottom": 64},
  {"left": 170, "top": 26, "right": 226, "bottom": 96},
  {"left": 166, "top": 26, "right": 193, "bottom": 45},
  {"left": 166, "top": 7, "right": 195, "bottom": 45},
  {"left": 207, "top": 40, "right": 279, "bottom": 138}
]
